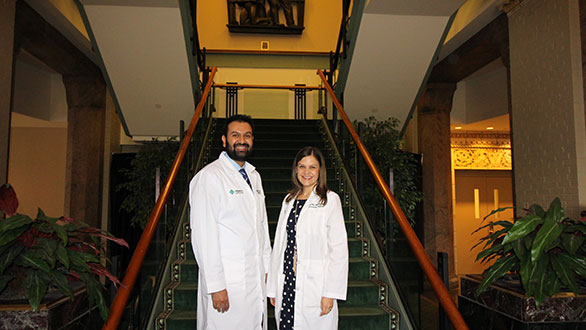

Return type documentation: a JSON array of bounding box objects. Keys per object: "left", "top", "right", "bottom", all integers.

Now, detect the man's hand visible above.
[
  {"left": 212, "top": 289, "right": 230, "bottom": 313},
  {"left": 270, "top": 297, "right": 276, "bottom": 306},
  {"left": 320, "top": 297, "right": 334, "bottom": 316}
]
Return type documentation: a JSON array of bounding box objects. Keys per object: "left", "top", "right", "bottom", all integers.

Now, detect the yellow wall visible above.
[
  {"left": 8, "top": 125, "right": 67, "bottom": 218},
  {"left": 198, "top": 1, "right": 341, "bottom": 52},
  {"left": 48, "top": 0, "right": 88, "bottom": 38}
]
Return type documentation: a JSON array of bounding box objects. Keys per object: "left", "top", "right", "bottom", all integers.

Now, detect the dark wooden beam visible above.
[
  {"left": 429, "top": 13, "right": 509, "bottom": 83},
  {"left": 13, "top": 0, "right": 101, "bottom": 79}
]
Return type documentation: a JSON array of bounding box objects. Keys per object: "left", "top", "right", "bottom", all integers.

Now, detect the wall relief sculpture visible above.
[
  {"left": 451, "top": 132, "right": 512, "bottom": 170},
  {"left": 227, "top": 0, "right": 305, "bottom": 34}
]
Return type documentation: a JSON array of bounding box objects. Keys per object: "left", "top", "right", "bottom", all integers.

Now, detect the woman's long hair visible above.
[{"left": 285, "top": 146, "right": 328, "bottom": 204}]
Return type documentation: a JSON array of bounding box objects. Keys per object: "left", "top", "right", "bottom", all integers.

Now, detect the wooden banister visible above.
[
  {"left": 317, "top": 69, "right": 469, "bottom": 330},
  {"left": 103, "top": 66, "right": 218, "bottom": 330}
]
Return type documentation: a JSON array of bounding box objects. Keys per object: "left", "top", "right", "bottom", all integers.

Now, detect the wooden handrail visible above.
[
  {"left": 317, "top": 69, "right": 469, "bottom": 330},
  {"left": 213, "top": 83, "right": 323, "bottom": 90},
  {"left": 103, "top": 66, "right": 218, "bottom": 330}
]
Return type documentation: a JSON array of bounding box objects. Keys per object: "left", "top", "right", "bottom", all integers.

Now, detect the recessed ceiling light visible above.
[
  {"left": 486, "top": 127, "right": 494, "bottom": 130},
  {"left": 454, "top": 126, "right": 462, "bottom": 130}
]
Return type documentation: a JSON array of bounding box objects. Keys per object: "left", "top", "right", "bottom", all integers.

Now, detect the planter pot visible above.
[
  {"left": 0, "top": 282, "right": 99, "bottom": 330},
  {"left": 459, "top": 275, "right": 586, "bottom": 330}
]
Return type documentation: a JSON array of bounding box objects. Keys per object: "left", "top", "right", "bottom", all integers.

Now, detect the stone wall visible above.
[{"left": 508, "top": 0, "right": 586, "bottom": 218}]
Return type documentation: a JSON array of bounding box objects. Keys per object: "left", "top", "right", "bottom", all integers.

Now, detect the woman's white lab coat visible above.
[
  {"left": 190, "top": 152, "right": 271, "bottom": 330},
  {"left": 267, "top": 190, "right": 348, "bottom": 330}
]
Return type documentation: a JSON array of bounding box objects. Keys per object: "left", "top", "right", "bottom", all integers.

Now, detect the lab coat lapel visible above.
[
  {"left": 218, "top": 154, "right": 258, "bottom": 222},
  {"left": 296, "top": 189, "right": 320, "bottom": 223}
]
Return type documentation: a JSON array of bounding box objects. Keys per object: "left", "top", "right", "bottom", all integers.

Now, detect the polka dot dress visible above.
[{"left": 279, "top": 199, "right": 306, "bottom": 330}]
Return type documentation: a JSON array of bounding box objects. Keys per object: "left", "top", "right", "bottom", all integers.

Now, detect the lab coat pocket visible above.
[{"left": 302, "top": 260, "right": 324, "bottom": 308}]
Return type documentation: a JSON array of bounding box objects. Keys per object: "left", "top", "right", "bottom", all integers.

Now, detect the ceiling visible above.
[{"left": 27, "top": 0, "right": 507, "bottom": 138}]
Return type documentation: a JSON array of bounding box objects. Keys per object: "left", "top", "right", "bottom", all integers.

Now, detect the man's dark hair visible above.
[{"left": 224, "top": 114, "right": 254, "bottom": 136}]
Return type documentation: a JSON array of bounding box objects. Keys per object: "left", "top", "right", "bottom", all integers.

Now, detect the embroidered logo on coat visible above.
[
  {"left": 308, "top": 203, "right": 325, "bottom": 208},
  {"left": 229, "top": 189, "right": 244, "bottom": 195}
]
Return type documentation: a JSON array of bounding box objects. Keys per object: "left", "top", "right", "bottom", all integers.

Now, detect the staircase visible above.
[{"left": 153, "top": 118, "right": 399, "bottom": 329}]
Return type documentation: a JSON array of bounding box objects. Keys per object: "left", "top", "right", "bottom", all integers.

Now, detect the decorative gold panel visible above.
[{"left": 451, "top": 132, "right": 511, "bottom": 170}]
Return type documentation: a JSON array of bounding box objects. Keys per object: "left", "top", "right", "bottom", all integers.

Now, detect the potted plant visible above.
[
  {"left": 473, "top": 197, "right": 586, "bottom": 304},
  {"left": 0, "top": 184, "right": 128, "bottom": 321}
]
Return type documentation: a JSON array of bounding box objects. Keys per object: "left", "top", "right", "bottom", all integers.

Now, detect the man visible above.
[{"left": 189, "top": 114, "right": 271, "bottom": 330}]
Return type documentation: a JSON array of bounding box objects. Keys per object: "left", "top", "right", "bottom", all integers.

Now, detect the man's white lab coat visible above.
[
  {"left": 267, "top": 190, "right": 348, "bottom": 330},
  {"left": 189, "top": 152, "right": 271, "bottom": 330}
]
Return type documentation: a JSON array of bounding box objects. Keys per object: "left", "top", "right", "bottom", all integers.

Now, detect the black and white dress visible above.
[{"left": 279, "top": 199, "right": 306, "bottom": 330}]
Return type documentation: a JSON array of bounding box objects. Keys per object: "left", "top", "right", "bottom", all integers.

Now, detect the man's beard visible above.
[{"left": 226, "top": 143, "right": 252, "bottom": 162}]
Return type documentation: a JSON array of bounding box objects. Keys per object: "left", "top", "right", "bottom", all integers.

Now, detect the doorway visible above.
[{"left": 453, "top": 170, "right": 513, "bottom": 276}]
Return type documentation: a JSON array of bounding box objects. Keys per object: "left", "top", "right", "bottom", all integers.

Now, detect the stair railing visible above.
[
  {"left": 317, "top": 69, "right": 469, "bottom": 330},
  {"left": 103, "top": 66, "right": 218, "bottom": 330}
]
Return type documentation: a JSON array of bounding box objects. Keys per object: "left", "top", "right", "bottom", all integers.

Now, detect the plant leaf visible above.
[
  {"left": 55, "top": 244, "right": 69, "bottom": 269},
  {"left": 482, "top": 207, "right": 515, "bottom": 222},
  {"left": 519, "top": 253, "right": 531, "bottom": 293},
  {"left": 50, "top": 270, "right": 73, "bottom": 299},
  {"left": 0, "top": 184, "right": 18, "bottom": 216},
  {"left": 0, "top": 244, "right": 24, "bottom": 274},
  {"left": 475, "top": 254, "right": 517, "bottom": 295},
  {"left": 512, "top": 238, "right": 527, "bottom": 259},
  {"left": 0, "top": 214, "right": 33, "bottom": 233},
  {"left": 53, "top": 225, "right": 68, "bottom": 246},
  {"left": 472, "top": 220, "right": 513, "bottom": 235},
  {"left": 526, "top": 254, "right": 549, "bottom": 298},
  {"left": 531, "top": 219, "right": 563, "bottom": 263},
  {"left": 25, "top": 270, "right": 49, "bottom": 311},
  {"left": 36, "top": 239, "right": 58, "bottom": 269},
  {"left": 79, "top": 272, "right": 108, "bottom": 321},
  {"left": 476, "top": 242, "right": 504, "bottom": 262},
  {"left": 16, "top": 250, "right": 52, "bottom": 274},
  {"left": 528, "top": 203, "right": 546, "bottom": 218},
  {"left": 545, "top": 271, "right": 561, "bottom": 298},
  {"left": 502, "top": 215, "right": 543, "bottom": 245},
  {"left": 555, "top": 254, "right": 586, "bottom": 279},
  {"left": 0, "top": 225, "right": 29, "bottom": 247},
  {"left": 550, "top": 253, "right": 579, "bottom": 295},
  {"left": 0, "top": 274, "right": 13, "bottom": 292},
  {"left": 545, "top": 197, "right": 564, "bottom": 223},
  {"left": 561, "top": 233, "right": 584, "bottom": 255}
]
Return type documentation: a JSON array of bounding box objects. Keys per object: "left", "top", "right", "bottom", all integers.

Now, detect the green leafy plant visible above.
[
  {"left": 117, "top": 138, "right": 179, "bottom": 229},
  {"left": 474, "top": 197, "right": 586, "bottom": 304},
  {"left": 353, "top": 116, "right": 423, "bottom": 225},
  {"left": 0, "top": 184, "right": 128, "bottom": 320}
]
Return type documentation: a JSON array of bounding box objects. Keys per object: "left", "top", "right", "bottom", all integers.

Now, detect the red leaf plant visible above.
[
  {"left": 0, "top": 184, "right": 18, "bottom": 217},
  {"left": 0, "top": 184, "right": 128, "bottom": 321}
]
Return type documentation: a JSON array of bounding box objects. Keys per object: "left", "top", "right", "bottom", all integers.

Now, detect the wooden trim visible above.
[
  {"left": 205, "top": 49, "right": 330, "bottom": 56},
  {"left": 213, "top": 83, "right": 322, "bottom": 90},
  {"left": 317, "top": 69, "right": 470, "bottom": 330},
  {"left": 102, "top": 67, "right": 218, "bottom": 330}
]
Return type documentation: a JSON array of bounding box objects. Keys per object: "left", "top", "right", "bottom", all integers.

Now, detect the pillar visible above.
[
  {"left": 0, "top": 0, "right": 16, "bottom": 185},
  {"left": 417, "top": 82, "right": 457, "bottom": 284},
  {"left": 63, "top": 75, "right": 106, "bottom": 228},
  {"left": 506, "top": 0, "right": 586, "bottom": 217}
]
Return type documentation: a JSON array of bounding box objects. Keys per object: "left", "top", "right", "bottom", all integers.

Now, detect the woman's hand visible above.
[
  {"left": 320, "top": 297, "right": 334, "bottom": 316},
  {"left": 270, "top": 297, "right": 276, "bottom": 306}
]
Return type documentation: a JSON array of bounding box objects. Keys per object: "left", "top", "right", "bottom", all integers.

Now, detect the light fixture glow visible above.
[
  {"left": 454, "top": 126, "right": 463, "bottom": 130},
  {"left": 486, "top": 126, "right": 494, "bottom": 130}
]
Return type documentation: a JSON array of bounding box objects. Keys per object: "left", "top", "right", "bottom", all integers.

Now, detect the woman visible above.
[{"left": 267, "top": 146, "right": 349, "bottom": 329}]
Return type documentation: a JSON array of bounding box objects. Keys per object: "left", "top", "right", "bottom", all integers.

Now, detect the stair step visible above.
[{"left": 165, "top": 306, "right": 390, "bottom": 330}]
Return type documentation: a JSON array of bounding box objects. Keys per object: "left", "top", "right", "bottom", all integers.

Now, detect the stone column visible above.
[
  {"left": 507, "top": 0, "right": 586, "bottom": 218},
  {"left": 0, "top": 0, "right": 16, "bottom": 185},
  {"left": 63, "top": 75, "right": 106, "bottom": 228},
  {"left": 417, "top": 82, "right": 457, "bottom": 284}
]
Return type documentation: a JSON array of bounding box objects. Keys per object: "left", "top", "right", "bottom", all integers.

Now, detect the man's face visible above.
[{"left": 222, "top": 121, "right": 254, "bottom": 162}]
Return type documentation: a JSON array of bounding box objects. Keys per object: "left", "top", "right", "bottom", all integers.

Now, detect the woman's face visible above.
[{"left": 296, "top": 155, "right": 320, "bottom": 189}]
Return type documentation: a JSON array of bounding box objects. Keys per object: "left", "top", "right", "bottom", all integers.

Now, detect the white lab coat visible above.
[
  {"left": 189, "top": 152, "right": 271, "bottom": 330},
  {"left": 267, "top": 190, "right": 348, "bottom": 330}
]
